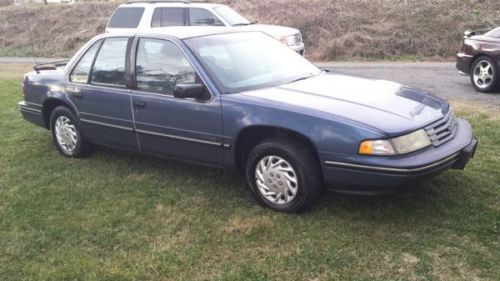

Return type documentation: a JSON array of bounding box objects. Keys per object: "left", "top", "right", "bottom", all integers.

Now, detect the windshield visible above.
[
  {"left": 185, "top": 32, "right": 321, "bottom": 94},
  {"left": 485, "top": 27, "right": 500, "bottom": 38},
  {"left": 213, "top": 6, "right": 251, "bottom": 26}
]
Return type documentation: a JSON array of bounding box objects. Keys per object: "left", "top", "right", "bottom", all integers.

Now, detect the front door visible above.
[
  {"left": 67, "top": 37, "right": 138, "bottom": 151},
  {"left": 130, "top": 38, "right": 224, "bottom": 165}
]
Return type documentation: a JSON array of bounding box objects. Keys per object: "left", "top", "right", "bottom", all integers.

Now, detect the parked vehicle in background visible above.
[
  {"left": 106, "top": 0, "right": 305, "bottom": 55},
  {"left": 19, "top": 28, "right": 477, "bottom": 213},
  {"left": 456, "top": 26, "right": 500, "bottom": 92}
]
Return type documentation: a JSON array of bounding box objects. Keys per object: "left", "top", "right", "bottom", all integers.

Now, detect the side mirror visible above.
[{"left": 173, "top": 84, "right": 206, "bottom": 100}]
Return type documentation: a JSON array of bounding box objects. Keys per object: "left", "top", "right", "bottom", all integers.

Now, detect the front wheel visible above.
[
  {"left": 470, "top": 56, "right": 499, "bottom": 93},
  {"left": 50, "top": 106, "right": 93, "bottom": 158},
  {"left": 245, "top": 138, "right": 323, "bottom": 213}
]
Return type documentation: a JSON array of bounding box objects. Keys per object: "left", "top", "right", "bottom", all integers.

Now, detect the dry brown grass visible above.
[
  {"left": 0, "top": 63, "right": 31, "bottom": 79},
  {"left": 0, "top": 0, "right": 499, "bottom": 60}
]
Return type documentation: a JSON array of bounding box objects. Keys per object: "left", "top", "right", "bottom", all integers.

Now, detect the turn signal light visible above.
[{"left": 359, "top": 141, "right": 373, "bottom": 155}]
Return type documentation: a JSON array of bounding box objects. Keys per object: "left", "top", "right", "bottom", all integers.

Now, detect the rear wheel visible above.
[
  {"left": 470, "top": 56, "right": 498, "bottom": 93},
  {"left": 245, "top": 138, "right": 323, "bottom": 213},
  {"left": 50, "top": 106, "right": 93, "bottom": 158}
]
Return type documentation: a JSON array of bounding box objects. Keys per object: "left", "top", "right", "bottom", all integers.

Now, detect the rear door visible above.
[
  {"left": 67, "top": 37, "right": 138, "bottom": 151},
  {"left": 130, "top": 37, "right": 224, "bottom": 165}
]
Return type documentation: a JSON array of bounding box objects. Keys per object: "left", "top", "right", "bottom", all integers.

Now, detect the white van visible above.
[{"left": 106, "top": 0, "right": 305, "bottom": 54}]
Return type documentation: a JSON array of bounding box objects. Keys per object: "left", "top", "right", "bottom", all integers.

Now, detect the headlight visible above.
[
  {"left": 279, "top": 35, "right": 297, "bottom": 46},
  {"left": 359, "top": 129, "right": 431, "bottom": 156}
]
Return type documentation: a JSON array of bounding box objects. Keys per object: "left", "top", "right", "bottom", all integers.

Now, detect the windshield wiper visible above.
[
  {"left": 290, "top": 75, "right": 313, "bottom": 83},
  {"left": 233, "top": 23, "right": 251, "bottom": 26}
]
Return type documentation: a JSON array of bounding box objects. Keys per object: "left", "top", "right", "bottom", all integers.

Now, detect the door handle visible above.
[
  {"left": 66, "top": 87, "right": 83, "bottom": 98},
  {"left": 133, "top": 101, "right": 146, "bottom": 108}
]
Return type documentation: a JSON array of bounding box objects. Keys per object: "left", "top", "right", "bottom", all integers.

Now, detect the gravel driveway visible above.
[{"left": 1, "top": 57, "right": 499, "bottom": 107}]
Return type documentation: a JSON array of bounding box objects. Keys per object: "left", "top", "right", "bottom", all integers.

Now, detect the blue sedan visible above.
[{"left": 18, "top": 28, "right": 478, "bottom": 212}]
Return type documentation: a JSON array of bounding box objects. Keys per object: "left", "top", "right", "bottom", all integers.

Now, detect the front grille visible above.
[
  {"left": 295, "top": 33, "right": 302, "bottom": 45},
  {"left": 425, "top": 110, "right": 458, "bottom": 147}
]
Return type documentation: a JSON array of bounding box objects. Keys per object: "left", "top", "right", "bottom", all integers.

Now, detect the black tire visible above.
[
  {"left": 245, "top": 138, "right": 323, "bottom": 213},
  {"left": 49, "top": 106, "right": 93, "bottom": 158},
  {"left": 470, "top": 56, "right": 499, "bottom": 93}
]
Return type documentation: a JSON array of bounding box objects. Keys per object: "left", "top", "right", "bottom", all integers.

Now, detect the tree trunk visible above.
[{"left": 43, "top": 0, "right": 48, "bottom": 5}]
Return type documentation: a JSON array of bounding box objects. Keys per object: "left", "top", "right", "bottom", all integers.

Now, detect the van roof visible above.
[{"left": 122, "top": 0, "right": 221, "bottom": 8}]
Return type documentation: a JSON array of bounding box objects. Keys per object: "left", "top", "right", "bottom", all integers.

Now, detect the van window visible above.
[
  {"left": 189, "top": 8, "right": 224, "bottom": 26},
  {"left": 151, "top": 8, "right": 186, "bottom": 27},
  {"left": 108, "top": 7, "right": 145, "bottom": 28}
]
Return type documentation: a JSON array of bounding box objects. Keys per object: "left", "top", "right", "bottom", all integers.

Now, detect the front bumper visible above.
[
  {"left": 288, "top": 42, "right": 305, "bottom": 55},
  {"left": 456, "top": 52, "right": 473, "bottom": 75},
  {"left": 321, "top": 118, "right": 477, "bottom": 194}
]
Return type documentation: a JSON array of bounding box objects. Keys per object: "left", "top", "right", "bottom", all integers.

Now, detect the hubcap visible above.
[
  {"left": 473, "top": 60, "right": 494, "bottom": 89},
  {"left": 255, "top": 155, "right": 298, "bottom": 205},
  {"left": 55, "top": 116, "right": 77, "bottom": 154}
]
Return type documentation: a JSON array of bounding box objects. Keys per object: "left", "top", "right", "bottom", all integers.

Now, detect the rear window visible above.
[
  {"left": 151, "top": 8, "right": 186, "bottom": 27},
  {"left": 108, "top": 7, "right": 144, "bottom": 28}
]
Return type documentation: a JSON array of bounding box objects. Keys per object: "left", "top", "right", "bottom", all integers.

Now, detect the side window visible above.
[
  {"left": 151, "top": 8, "right": 186, "bottom": 27},
  {"left": 189, "top": 8, "right": 224, "bottom": 26},
  {"left": 135, "top": 38, "right": 196, "bottom": 95},
  {"left": 108, "top": 8, "right": 144, "bottom": 28},
  {"left": 70, "top": 40, "right": 101, "bottom": 84},
  {"left": 90, "top": 38, "right": 129, "bottom": 87}
]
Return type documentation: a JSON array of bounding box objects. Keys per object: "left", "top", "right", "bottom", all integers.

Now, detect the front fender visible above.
[{"left": 222, "top": 97, "right": 386, "bottom": 165}]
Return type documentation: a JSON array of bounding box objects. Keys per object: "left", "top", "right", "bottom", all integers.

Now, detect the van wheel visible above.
[
  {"left": 245, "top": 138, "right": 323, "bottom": 213},
  {"left": 50, "top": 106, "right": 93, "bottom": 158}
]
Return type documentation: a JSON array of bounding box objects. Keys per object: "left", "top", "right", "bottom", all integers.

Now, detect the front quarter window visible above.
[
  {"left": 189, "top": 8, "right": 224, "bottom": 26},
  {"left": 213, "top": 6, "right": 250, "bottom": 26}
]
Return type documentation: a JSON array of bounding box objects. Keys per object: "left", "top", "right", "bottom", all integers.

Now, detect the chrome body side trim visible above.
[
  {"left": 19, "top": 106, "right": 42, "bottom": 114},
  {"left": 77, "top": 118, "right": 231, "bottom": 148},
  {"left": 79, "top": 118, "right": 134, "bottom": 132},
  {"left": 324, "top": 153, "right": 460, "bottom": 174},
  {"left": 135, "top": 129, "right": 222, "bottom": 147},
  {"left": 24, "top": 101, "right": 43, "bottom": 107}
]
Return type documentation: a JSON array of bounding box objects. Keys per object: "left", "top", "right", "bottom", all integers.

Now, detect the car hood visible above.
[
  {"left": 233, "top": 74, "right": 448, "bottom": 136},
  {"left": 236, "top": 24, "right": 299, "bottom": 38}
]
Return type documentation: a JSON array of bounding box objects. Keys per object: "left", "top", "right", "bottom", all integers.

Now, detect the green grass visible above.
[{"left": 0, "top": 73, "right": 499, "bottom": 280}]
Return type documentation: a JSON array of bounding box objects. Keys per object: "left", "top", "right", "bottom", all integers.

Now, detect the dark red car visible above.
[{"left": 456, "top": 27, "right": 500, "bottom": 93}]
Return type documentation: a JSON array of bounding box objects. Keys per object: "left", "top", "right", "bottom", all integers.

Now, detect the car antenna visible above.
[{"left": 22, "top": 1, "right": 38, "bottom": 66}]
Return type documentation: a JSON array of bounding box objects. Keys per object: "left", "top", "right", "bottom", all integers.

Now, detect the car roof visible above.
[{"left": 102, "top": 26, "right": 256, "bottom": 40}]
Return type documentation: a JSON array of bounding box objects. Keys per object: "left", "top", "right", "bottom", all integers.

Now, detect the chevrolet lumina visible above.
[{"left": 18, "top": 28, "right": 478, "bottom": 212}]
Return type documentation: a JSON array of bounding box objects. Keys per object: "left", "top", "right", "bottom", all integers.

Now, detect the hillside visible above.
[{"left": 0, "top": 0, "right": 499, "bottom": 60}]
